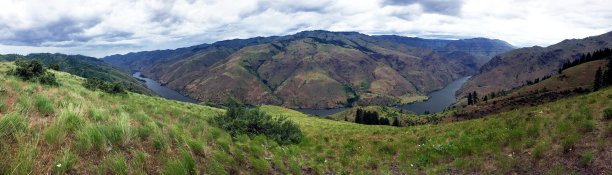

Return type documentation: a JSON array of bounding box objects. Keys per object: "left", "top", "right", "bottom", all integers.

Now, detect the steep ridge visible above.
[
  {"left": 103, "top": 30, "right": 514, "bottom": 108},
  {"left": 459, "top": 31, "right": 612, "bottom": 97}
]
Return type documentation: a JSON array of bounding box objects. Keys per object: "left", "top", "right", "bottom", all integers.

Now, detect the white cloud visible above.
[{"left": 0, "top": 0, "right": 611, "bottom": 57}]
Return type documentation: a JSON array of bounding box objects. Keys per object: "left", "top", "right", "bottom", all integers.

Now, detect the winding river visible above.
[
  {"left": 134, "top": 71, "right": 470, "bottom": 116},
  {"left": 295, "top": 76, "right": 471, "bottom": 116},
  {"left": 400, "top": 76, "right": 470, "bottom": 114},
  {"left": 132, "top": 72, "right": 200, "bottom": 104}
]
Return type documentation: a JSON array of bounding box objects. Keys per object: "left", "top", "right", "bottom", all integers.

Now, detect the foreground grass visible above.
[{"left": 0, "top": 61, "right": 610, "bottom": 174}]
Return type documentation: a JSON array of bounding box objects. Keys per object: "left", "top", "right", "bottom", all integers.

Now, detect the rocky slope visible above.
[
  {"left": 104, "top": 30, "right": 514, "bottom": 108},
  {"left": 459, "top": 31, "right": 612, "bottom": 97}
]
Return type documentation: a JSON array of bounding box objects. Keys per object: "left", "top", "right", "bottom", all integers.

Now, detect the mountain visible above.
[
  {"left": 0, "top": 53, "right": 151, "bottom": 94},
  {"left": 1, "top": 60, "right": 610, "bottom": 174},
  {"left": 103, "top": 30, "right": 514, "bottom": 109},
  {"left": 372, "top": 36, "right": 515, "bottom": 66},
  {"left": 459, "top": 31, "right": 612, "bottom": 97}
]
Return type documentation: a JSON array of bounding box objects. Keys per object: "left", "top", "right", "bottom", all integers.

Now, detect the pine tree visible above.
[
  {"left": 355, "top": 108, "right": 363, "bottom": 124},
  {"left": 467, "top": 93, "right": 473, "bottom": 105},
  {"left": 392, "top": 117, "right": 400, "bottom": 126},
  {"left": 605, "top": 58, "right": 612, "bottom": 87},
  {"left": 594, "top": 67, "right": 603, "bottom": 91},
  {"left": 472, "top": 91, "right": 478, "bottom": 104}
]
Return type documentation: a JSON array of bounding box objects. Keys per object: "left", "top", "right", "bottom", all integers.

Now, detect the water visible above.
[
  {"left": 132, "top": 72, "right": 200, "bottom": 104},
  {"left": 296, "top": 76, "right": 471, "bottom": 116},
  {"left": 401, "top": 76, "right": 471, "bottom": 114}
]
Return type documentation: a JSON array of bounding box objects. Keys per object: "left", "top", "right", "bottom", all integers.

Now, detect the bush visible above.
[
  {"left": 13, "top": 60, "right": 45, "bottom": 81},
  {"left": 604, "top": 108, "right": 612, "bottom": 120},
  {"left": 209, "top": 99, "right": 303, "bottom": 145},
  {"left": 37, "top": 72, "right": 58, "bottom": 86},
  {"left": 12, "top": 60, "right": 58, "bottom": 85},
  {"left": 49, "top": 64, "right": 60, "bottom": 71},
  {"left": 83, "top": 78, "right": 126, "bottom": 94}
]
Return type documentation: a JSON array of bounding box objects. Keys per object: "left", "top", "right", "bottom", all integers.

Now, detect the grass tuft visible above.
[
  {"left": 35, "top": 95, "right": 54, "bottom": 116},
  {"left": 0, "top": 113, "right": 28, "bottom": 140}
]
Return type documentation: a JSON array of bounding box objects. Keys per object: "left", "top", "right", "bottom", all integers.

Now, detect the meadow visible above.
[{"left": 0, "top": 61, "right": 610, "bottom": 174}]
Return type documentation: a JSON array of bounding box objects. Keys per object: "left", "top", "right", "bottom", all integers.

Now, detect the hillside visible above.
[
  {"left": 459, "top": 31, "right": 612, "bottom": 97},
  {"left": 0, "top": 53, "right": 151, "bottom": 94},
  {"left": 1, "top": 61, "right": 611, "bottom": 174},
  {"left": 103, "top": 30, "right": 514, "bottom": 109},
  {"left": 456, "top": 58, "right": 609, "bottom": 119}
]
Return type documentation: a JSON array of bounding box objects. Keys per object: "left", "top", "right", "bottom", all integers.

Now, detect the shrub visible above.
[
  {"left": 49, "top": 64, "right": 60, "bottom": 71},
  {"left": 13, "top": 60, "right": 45, "bottom": 81},
  {"left": 84, "top": 78, "right": 126, "bottom": 94},
  {"left": 37, "top": 72, "right": 59, "bottom": 86},
  {"left": 604, "top": 108, "right": 612, "bottom": 120},
  {"left": 12, "top": 60, "right": 58, "bottom": 85},
  {"left": 209, "top": 99, "right": 303, "bottom": 145}
]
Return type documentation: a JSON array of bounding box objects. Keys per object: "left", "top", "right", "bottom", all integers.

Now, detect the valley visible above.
[{"left": 2, "top": 1, "right": 612, "bottom": 173}]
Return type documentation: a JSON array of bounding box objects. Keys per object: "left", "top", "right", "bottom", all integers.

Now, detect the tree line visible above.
[
  {"left": 354, "top": 108, "right": 400, "bottom": 126},
  {"left": 593, "top": 56, "right": 612, "bottom": 91},
  {"left": 560, "top": 48, "right": 612, "bottom": 73}
]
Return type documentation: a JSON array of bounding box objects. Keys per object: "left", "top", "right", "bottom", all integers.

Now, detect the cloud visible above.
[
  {"left": 0, "top": 0, "right": 612, "bottom": 57},
  {"left": 381, "top": 0, "right": 464, "bottom": 15}
]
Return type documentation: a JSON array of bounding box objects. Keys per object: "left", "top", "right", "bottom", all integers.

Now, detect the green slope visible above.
[
  {"left": 0, "top": 53, "right": 151, "bottom": 95},
  {"left": 0, "top": 62, "right": 610, "bottom": 174}
]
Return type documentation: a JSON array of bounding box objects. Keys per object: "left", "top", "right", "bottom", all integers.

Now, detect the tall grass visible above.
[
  {"left": 35, "top": 95, "right": 54, "bottom": 116},
  {"left": 0, "top": 113, "right": 28, "bottom": 140}
]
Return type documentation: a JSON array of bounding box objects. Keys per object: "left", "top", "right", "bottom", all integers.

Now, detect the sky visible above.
[{"left": 0, "top": 0, "right": 611, "bottom": 58}]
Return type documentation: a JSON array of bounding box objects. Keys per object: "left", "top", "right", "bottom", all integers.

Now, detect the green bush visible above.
[
  {"left": 12, "top": 60, "right": 58, "bottom": 85},
  {"left": 604, "top": 108, "right": 612, "bottom": 120},
  {"left": 37, "top": 72, "right": 58, "bottom": 86},
  {"left": 209, "top": 99, "right": 303, "bottom": 145},
  {"left": 83, "top": 78, "right": 126, "bottom": 94},
  {"left": 13, "top": 60, "right": 45, "bottom": 81}
]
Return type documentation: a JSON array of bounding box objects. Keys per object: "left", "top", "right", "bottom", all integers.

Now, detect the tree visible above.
[
  {"left": 49, "top": 64, "right": 60, "bottom": 71},
  {"left": 472, "top": 91, "right": 479, "bottom": 104},
  {"left": 392, "top": 117, "right": 400, "bottom": 126},
  {"left": 467, "top": 93, "right": 473, "bottom": 105},
  {"left": 355, "top": 108, "right": 364, "bottom": 123},
  {"left": 604, "top": 58, "right": 612, "bottom": 87},
  {"left": 594, "top": 67, "right": 603, "bottom": 91}
]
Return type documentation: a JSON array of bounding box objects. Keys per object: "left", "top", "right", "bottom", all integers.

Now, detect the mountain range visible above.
[
  {"left": 103, "top": 30, "right": 514, "bottom": 109},
  {"left": 459, "top": 31, "right": 612, "bottom": 97}
]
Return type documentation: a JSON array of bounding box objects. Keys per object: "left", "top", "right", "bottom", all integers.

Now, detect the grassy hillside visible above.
[
  {"left": 0, "top": 61, "right": 611, "bottom": 174},
  {"left": 460, "top": 31, "right": 612, "bottom": 97},
  {"left": 0, "top": 53, "right": 152, "bottom": 95},
  {"left": 457, "top": 59, "right": 608, "bottom": 119}
]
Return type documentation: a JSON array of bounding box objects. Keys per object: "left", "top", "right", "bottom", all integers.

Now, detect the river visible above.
[
  {"left": 400, "top": 76, "right": 470, "bottom": 114},
  {"left": 133, "top": 71, "right": 470, "bottom": 115},
  {"left": 295, "top": 76, "right": 471, "bottom": 116},
  {"left": 132, "top": 72, "right": 200, "bottom": 104}
]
